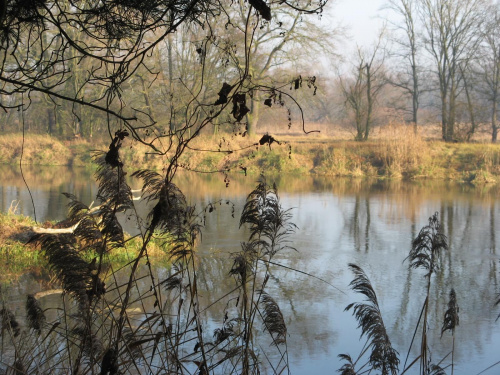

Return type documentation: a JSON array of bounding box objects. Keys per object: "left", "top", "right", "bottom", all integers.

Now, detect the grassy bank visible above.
[
  {"left": 0, "top": 212, "right": 170, "bottom": 280},
  {"left": 0, "top": 213, "right": 43, "bottom": 278},
  {"left": 0, "top": 134, "right": 103, "bottom": 167},
  {"left": 1, "top": 128, "right": 500, "bottom": 183}
]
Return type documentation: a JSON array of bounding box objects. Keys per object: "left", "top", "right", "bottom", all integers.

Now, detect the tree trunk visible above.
[
  {"left": 247, "top": 96, "right": 260, "bottom": 136},
  {"left": 462, "top": 67, "right": 477, "bottom": 142},
  {"left": 355, "top": 107, "right": 364, "bottom": 141},
  {"left": 74, "top": 120, "right": 81, "bottom": 136},
  {"left": 364, "top": 64, "right": 372, "bottom": 141},
  {"left": 167, "top": 34, "right": 175, "bottom": 133},
  {"left": 138, "top": 75, "right": 154, "bottom": 119},
  {"left": 412, "top": 63, "right": 419, "bottom": 134},
  {"left": 447, "top": 93, "right": 456, "bottom": 142},
  {"left": 492, "top": 98, "right": 498, "bottom": 143},
  {"left": 47, "top": 108, "right": 55, "bottom": 135},
  {"left": 441, "top": 95, "right": 448, "bottom": 141}
]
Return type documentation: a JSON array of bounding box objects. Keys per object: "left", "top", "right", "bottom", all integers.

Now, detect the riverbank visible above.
[
  {"left": 1, "top": 129, "right": 500, "bottom": 184},
  {"left": 0, "top": 212, "right": 170, "bottom": 280}
]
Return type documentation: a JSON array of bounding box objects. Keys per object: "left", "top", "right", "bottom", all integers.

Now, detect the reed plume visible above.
[
  {"left": 162, "top": 274, "right": 183, "bottom": 291},
  {"left": 133, "top": 169, "right": 201, "bottom": 242},
  {"left": 441, "top": 289, "right": 459, "bottom": 336},
  {"left": 442, "top": 288, "right": 459, "bottom": 375},
  {"left": 404, "top": 212, "right": 447, "bottom": 375},
  {"left": 229, "top": 244, "right": 256, "bottom": 281},
  {"left": 0, "top": 308, "right": 20, "bottom": 338},
  {"left": 259, "top": 291, "right": 287, "bottom": 345},
  {"left": 406, "top": 212, "right": 448, "bottom": 277},
  {"left": 94, "top": 156, "right": 132, "bottom": 209},
  {"left": 99, "top": 205, "right": 125, "bottom": 249},
  {"left": 29, "top": 233, "right": 103, "bottom": 309},
  {"left": 26, "top": 294, "right": 45, "bottom": 334},
  {"left": 343, "top": 263, "right": 399, "bottom": 375},
  {"left": 72, "top": 325, "right": 103, "bottom": 363},
  {"left": 337, "top": 354, "right": 357, "bottom": 375},
  {"left": 213, "top": 320, "right": 235, "bottom": 345},
  {"left": 240, "top": 177, "right": 296, "bottom": 258}
]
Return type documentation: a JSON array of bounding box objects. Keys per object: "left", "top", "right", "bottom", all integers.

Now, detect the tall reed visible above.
[
  {"left": 405, "top": 212, "right": 448, "bottom": 375},
  {"left": 341, "top": 212, "right": 452, "bottom": 375},
  {"left": 441, "top": 289, "right": 459, "bottom": 375},
  {"left": 339, "top": 264, "right": 399, "bottom": 375}
]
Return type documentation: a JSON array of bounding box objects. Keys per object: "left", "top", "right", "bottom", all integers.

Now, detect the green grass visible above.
[
  {"left": 0, "top": 213, "right": 43, "bottom": 278},
  {"left": 0, "top": 213, "right": 172, "bottom": 278}
]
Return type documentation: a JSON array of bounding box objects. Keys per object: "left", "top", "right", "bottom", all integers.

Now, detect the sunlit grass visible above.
[
  {"left": 0, "top": 213, "right": 43, "bottom": 278},
  {"left": 0, "top": 212, "right": 172, "bottom": 279},
  {"left": 1, "top": 129, "right": 499, "bottom": 183},
  {"left": 0, "top": 134, "right": 71, "bottom": 165}
]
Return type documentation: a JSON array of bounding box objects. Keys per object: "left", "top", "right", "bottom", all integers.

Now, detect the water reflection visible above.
[
  {"left": 1, "top": 165, "right": 500, "bottom": 374},
  {"left": 0, "top": 165, "right": 97, "bottom": 221}
]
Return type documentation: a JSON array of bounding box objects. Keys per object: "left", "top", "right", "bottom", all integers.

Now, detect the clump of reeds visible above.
[
  {"left": 404, "top": 212, "right": 448, "bottom": 375},
  {"left": 341, "top": 212, "right": 455, "bottom": 375},
  {"left": 340, "top": 263, "right": 399, "bottom": 375},
  {"left": 226, "top": 177, "right": 293, "bottom": 373},
  {"left": 4, "top": 125, "right": 359, "bottom": 373}
]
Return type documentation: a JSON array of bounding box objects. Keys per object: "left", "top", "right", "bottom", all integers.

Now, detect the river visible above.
[{"left": 1, "top": 164, "right": 500, "bottom": 374}]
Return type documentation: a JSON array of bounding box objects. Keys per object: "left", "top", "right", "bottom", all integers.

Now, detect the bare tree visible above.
[
  {"left": 458, "top": 61, "right": 483, "bottom": 141},
  {"left": 233, "top": 3, "right": 338, "bottom": 134},
  {"left": 419, "top": 0, "right": 486, "bottom": 141},
  {"left": 385, "top": 0, "right": 421, "bottom": 133},
  {"left": 339, "top": 37, "right": 386, "bottom": 141},
  {"left": 476, "top": 2, "right": 500, "bottom": 142}
]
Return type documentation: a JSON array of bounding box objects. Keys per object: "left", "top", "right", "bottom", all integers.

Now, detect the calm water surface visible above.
[{"left": 1, "top": 164, "right": 500, "bottom": 374}]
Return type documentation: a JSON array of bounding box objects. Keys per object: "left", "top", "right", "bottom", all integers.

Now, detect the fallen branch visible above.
[
  {"left": 34, "top": 289, "right": 64, "bottom": 299},
  {"left": 31, "top": 222, "right": 80, "bottom": 234}
]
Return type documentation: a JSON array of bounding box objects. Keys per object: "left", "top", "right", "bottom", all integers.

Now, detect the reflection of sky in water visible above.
[{"left": 1, "top": 165, "right": 500, "bottom": 374}]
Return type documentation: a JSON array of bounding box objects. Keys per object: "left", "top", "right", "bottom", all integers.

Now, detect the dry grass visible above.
[
  {"left": 377, "top": 123, "right": 433, "bottom": 178},
  {"left": 0, "top": 134, "right": 71, "bottom": 165},
  {"left": 261, "top": 120, "right": 496, "bottom": 143},
  {"left": 1, "top": 126, "right": 500, "bottom": 183}
]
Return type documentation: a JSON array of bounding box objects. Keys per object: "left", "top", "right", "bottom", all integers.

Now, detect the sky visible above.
[{"left": 330, "top": 0, "right": 388, "bottom": 49}]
